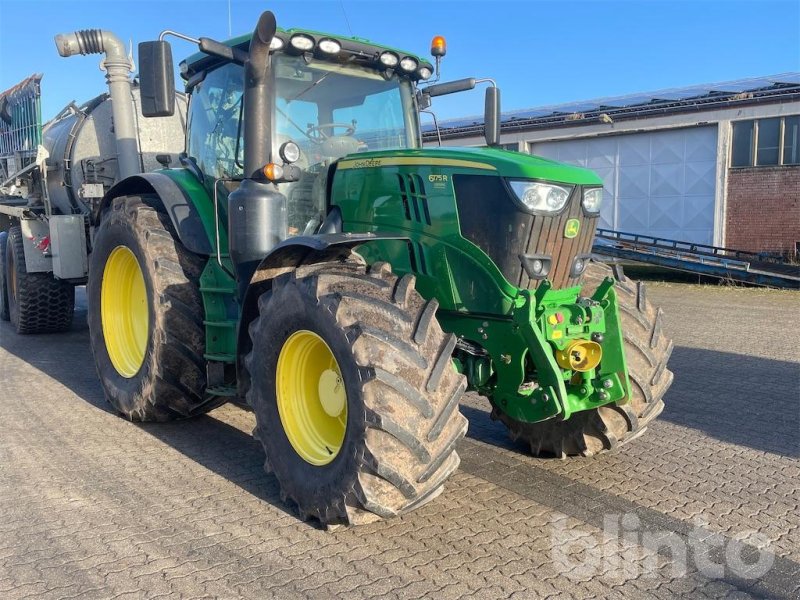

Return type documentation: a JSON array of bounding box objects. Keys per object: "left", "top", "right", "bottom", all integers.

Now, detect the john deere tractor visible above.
[{"left": 0, "top": 11, "right": 672, "bottom": 527}]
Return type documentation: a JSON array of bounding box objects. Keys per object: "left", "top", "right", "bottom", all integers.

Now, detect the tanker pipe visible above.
[{"left": 54, "top": 29, "right": 140, "bottom": 180}]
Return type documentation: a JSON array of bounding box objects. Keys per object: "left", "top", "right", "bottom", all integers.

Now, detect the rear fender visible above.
[{"left": 98, "top": 172, "right": 212, "bottom": 255}]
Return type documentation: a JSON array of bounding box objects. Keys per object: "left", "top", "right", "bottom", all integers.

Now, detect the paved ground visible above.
[{"left": 1, "top": 282, "right": 798, "bottom": 599}]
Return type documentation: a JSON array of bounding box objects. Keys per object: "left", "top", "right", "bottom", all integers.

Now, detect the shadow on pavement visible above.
[
  {"left": 459, "top": 346, "right": 799, "bottom": 459},
  {"left": 2, "top": 293, "right": 798, "bottom": 505},
  {"left": 664, "top": 346, "right": 799, "bottom": 458},
  {"left": 0, "top": 296, "right": 303, "bottom": 524}
]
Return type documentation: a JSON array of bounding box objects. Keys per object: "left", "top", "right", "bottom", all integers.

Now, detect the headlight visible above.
[
  {"left": 279, "top": 141, "right": 300, "bottom": 164},
  {"left": 508, "top": 180, "right": 573, "bottom": 213},
  {"left": 399, "top": 57, "right": 418, "bottom": 72},
  {"left": 582, "top": 187, "right": 603, "bottom": 213},
  {"left": 379, "top": 52, "right": 399, "bottom": 67},
  {"left": 290, "top": 34, "right": 315, "bottom": 51},
  {"left": 318, "top": 38, "right": 341, "bottom": 54}
]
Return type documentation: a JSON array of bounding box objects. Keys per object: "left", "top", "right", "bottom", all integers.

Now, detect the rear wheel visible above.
[
  {"left": 493, "top": 261, "right": 673, "bottom": 457},
  {"left": 246, "top": 260, "right": 468, "bottom": 527},
  {"left": 5, "top": 225, "right": 74, "bottom": 334},
  {"left": 0, "top": 230, "right": 10, "bottom": 321},
  {"left": 87, "top": 195, "right": 219, "bottom": 421}
]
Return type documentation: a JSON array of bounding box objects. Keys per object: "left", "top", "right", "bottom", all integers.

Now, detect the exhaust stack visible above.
[
  {"left": 54, "top": 29, "right": 140, "bottom": 180},
  {"left": 227, "top": 11, "right": 287, "bottom": 297}
]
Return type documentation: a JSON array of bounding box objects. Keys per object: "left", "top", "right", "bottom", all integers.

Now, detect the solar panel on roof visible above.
[
  {"left": 427, "top": 72, "right": 800, "bottom": 134},
  {"left": 772, "top": 73, "right": 800, "bottom": 84}
]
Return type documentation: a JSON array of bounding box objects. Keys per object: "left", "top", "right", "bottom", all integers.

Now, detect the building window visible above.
[
  {"left": 783, "top": 116, "right": 800, "bottom": 165},
  {"left": 756, "top": 118, "right": 780, "bottom": 165},
  {"left": 730, "top": 116, "right": 800, "bottom": 167},
  {"left": 501, "top": 142, "right": 520, "bottom": 152},
  {"left": 731, "top": 121, "right": 754, "bottom": 167}
]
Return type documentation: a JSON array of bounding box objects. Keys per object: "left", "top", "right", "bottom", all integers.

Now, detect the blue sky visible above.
[{"left": 1, "top": 0, "right": 798, "bottom": 122}]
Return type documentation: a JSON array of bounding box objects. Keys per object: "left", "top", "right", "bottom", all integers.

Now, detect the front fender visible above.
[{"left": 235, "top": 232, "right": 409, "bottom": 395}]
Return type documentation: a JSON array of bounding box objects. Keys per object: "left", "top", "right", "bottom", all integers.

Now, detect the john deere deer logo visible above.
[{"left": 564, "top": 219, "right": 580, "bottom": 239}]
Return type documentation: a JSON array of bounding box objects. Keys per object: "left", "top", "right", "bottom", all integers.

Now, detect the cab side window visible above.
[{"left": 186, "top": 63, "right": 244, "bottom": 181}]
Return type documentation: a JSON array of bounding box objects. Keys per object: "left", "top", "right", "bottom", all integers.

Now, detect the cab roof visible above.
[{"left": 181, "top": 27, "right": 432, "bottom": 81}]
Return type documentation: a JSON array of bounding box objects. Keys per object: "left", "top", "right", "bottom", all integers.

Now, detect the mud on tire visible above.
[
  {"left": 87, "top": 195, "right": 221, "bottom": 421},
  {"left": 493, "top": 261, "right": 673, "bottom": 457},
  {"left": 246, "top": 259, "right": 468, "bottom": 527}
]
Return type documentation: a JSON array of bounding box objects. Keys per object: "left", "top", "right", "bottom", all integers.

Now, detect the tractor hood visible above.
[{"left": 335, "top": 147, "right": 602, "bottom": 186}]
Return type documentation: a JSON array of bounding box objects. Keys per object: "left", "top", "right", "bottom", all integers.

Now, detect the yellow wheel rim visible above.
[
  {"left": 276, "top": 330, "right": 348, "bottom": 466},
  {"left": 101, "top": 246, "right": 149, "bottom": 378}
]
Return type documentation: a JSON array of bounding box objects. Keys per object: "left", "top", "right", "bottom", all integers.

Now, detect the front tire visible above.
[
  {"left": 493, "top": 261, "right": 673, "bottom": 457},
  {"left": 87, "top": 195, "right": 218, "bottom": 421},
  {"left": 246, "top": 260, "right": 468, "bottom": 527}
]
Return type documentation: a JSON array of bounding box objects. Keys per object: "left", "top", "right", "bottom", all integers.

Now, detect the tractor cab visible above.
[{"left": 171, "top": 29, "right": 429, "bottom": 236}]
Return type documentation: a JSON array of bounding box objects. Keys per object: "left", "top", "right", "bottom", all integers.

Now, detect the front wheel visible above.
[
  {"left": 246, "top": 260, "right": 468, "bottom": 527},
  {"left": 493, "top": 261, "right": 673, "bottom": 457}
]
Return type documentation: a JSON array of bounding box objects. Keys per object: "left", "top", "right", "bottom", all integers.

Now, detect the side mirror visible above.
[
  {"left": 484, "top": 86, "right": 501, "bottom": 147},
  {"left": 138, "top": 40, "right": 175, "bottom": 117},
  {"left": 424, "top": 77, "right": 476, "bottom": 98}
]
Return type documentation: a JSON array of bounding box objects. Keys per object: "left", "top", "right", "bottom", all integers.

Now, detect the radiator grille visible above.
[{"left": 453, "top": 174, "right": 598, "bottom": 289}]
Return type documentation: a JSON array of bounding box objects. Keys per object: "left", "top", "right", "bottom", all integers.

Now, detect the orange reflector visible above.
[
  {"left": 431, "top": 35, "right": 447, "bottom": 57},
  {"left": 263, "top": 162, "right": 283, "bottom": 181}
]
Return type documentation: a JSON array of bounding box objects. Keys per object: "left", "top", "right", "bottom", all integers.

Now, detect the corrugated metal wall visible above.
[{"left": 532, "top": 126, "right": 718, "bottom": 244}]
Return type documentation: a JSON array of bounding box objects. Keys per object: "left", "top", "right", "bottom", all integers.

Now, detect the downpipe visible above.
[{"left": 54, "top": 29, "right": 140, "bottom": 180}]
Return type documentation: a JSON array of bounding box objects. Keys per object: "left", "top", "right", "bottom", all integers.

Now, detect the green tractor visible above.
[{"left": 10, "top": 11, "right": 673, "bottom": 526}]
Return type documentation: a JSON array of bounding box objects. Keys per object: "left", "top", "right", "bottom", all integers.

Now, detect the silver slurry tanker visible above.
[{"left": 0, "top": 28, "right": 186, "bottom": 286}]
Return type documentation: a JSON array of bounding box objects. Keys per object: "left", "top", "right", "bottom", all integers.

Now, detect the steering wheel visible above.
[{"left": 306, "top": 122, "right": 356, "bottom": 143}]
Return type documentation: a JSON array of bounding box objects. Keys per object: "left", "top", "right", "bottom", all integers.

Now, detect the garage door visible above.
[{"left": 531, "top": 127, "right": 717, "bottom": 244}]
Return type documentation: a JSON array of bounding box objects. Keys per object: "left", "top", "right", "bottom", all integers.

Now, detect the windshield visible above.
[{"left": 273, "top": 54, "right": 420, "bottom": 234}]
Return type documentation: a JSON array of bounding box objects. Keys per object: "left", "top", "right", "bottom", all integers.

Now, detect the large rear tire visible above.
[
  {"left": 5, "top": 225, "right": 74, "bottom": 334},
  {"left": 87, "top": 195, "right": 219, "bottom": 421},
  {"left": 246, "top": 260, "right": 468, "bottom": 527},
  {"left": 493, "top": 261, "right": 673, "bottom": 457}
]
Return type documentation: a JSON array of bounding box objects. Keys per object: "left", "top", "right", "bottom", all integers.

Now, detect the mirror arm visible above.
[
  {"left": 159, "top": 30, "right": 247, "bottom": 65},
  {"left": 420, "top": 110, "right": 442, "bottom": 147}
]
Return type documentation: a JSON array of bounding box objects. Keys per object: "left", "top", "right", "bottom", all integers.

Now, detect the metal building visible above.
[{"left": 429, "top": 73, "right": 800, "bottom": 257}]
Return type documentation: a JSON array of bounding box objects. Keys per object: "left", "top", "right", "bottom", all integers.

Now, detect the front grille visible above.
[{"left": 453, "top": 174, "right": 598, "bottom": 289}]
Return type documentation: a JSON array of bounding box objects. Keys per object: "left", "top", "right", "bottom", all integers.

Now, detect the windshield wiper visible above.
[{"left": 286, "top": 56, "right": 356, "bottom": 104}]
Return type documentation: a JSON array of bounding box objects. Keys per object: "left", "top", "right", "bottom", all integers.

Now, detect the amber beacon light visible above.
[{"left": 430, "top": 35, "right": 447, "bottom": 57}]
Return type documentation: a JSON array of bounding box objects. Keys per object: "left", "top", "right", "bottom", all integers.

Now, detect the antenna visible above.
[{"left": 339, "top": 0, "right": 354, "bottom": 36}]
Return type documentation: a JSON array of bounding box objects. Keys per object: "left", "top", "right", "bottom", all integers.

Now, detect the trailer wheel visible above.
[
  {"left": 245, "top": 260, "right": 468, "bottom": 527},
  {"left": 0, "top": 230, "right": 9, "bottom": 321},
  {"left": 493, "top": 261, "right": 673, "bottom": 457},
  {"left": 5, "top": 225, "right": 74, "bottom": 334},
  {"left": 87, "top": 195, "right": 218, "bottom": 421}
]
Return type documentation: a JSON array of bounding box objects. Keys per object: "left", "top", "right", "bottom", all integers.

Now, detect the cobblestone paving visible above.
[{"left": 1, "top": 283, "right": 798, "bottom": 599}]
